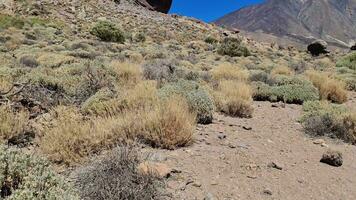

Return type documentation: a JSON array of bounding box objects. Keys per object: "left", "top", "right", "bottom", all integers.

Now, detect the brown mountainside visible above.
[{"left": 215, "top": 0, "right": 356, "bottom": 48}]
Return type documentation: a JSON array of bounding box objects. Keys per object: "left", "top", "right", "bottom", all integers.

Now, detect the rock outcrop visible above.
[
  {"left": 135, "top": 0, "right": 172, "bottom": 13},
  {"left": 307, "top": 40, "right": 329, "bottom": 56}
]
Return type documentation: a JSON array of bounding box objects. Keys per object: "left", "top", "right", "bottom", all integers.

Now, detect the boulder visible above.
[
  {"left": 135, "top": 0, "right": 172, "bottom": 13},
  {"left": 307, "top": 40, "right": 329, "bottom": 56},
  {"left": 351, "top": 44, "right": 356, "bottom": 51},
  {"left": 320, "top": 150, "right": 343, "bottom": 167}
]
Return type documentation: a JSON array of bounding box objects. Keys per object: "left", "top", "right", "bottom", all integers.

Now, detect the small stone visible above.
[
  {"left": 192, "top": 181, "right": 202, "bottom": 187},
  {"left": 313, "top": 139, "right": 325, "bottom": 145},
  {"left": 228, "top": 144, "right": 237, "bottom": 149},
  {"left": 242, "top": 126, "right": 252, "bottom": 131},
  {"left": 204, "top": 193, "right": 215, "bottom": 200},
  {"left": 268, "top": 162, "right": 283, "bottom": 170},
  {"left": 263, "top": 189, "right": 273, "bottom": 195},
  {"left": 320, "top": 150, "right": 343, "bottom": 167},
  {"left": 218, "top": 134, "right": 227, "bottom": 140}
]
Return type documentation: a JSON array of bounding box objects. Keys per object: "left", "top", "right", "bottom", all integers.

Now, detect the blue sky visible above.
[{"left": 170, "top": 0, "right": 263, "bottom": 22}]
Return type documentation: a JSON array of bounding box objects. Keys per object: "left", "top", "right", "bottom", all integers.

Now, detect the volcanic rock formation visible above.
[{"left": 135, "top": 0, "right": 172, "bottom": 13}]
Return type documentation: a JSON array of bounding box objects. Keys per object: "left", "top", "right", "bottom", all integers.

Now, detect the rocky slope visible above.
[{"left": 216, "top": 0, "right": 356, "bottom": 48}]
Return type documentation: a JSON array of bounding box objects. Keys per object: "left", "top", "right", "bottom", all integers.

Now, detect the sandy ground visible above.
[{"left": 150, "top": 93, "right": 356, "bottom": 200}]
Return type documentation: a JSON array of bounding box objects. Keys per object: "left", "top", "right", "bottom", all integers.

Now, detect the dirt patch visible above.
[{"left": 148, "top": 100, "right": 356, "bottom": 199}]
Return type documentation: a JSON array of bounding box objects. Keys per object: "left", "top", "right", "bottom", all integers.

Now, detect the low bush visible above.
[
  {"left": 90, "top": 21, "right": 125, "bottom": 43},
  {"left": 142, "top": 59, "right": 183, "bottom": 82},
  {"left": 0, "top": 14, "right": 25, "bottom": 30},
  {"left": 252, "top": 76, "right": 319, "bottom": 104},
  {"left": 217, "top": 37, "right": 250, "bottom": 57},
  {"left": 204, "top": 36, "right": 218, "bottom": 44},
  {"left": 301, "top": 101, "right": 356, "bottom": 144},
  {"left": 214, "top": 80, "right": 253, "bottom": 118},
  {"left": 0, "top": 146, "right": 78, "bottom": 199},
  {"left": 159, "top": 80, "right": 215, "bottom": 124},
  {"left": 306, "top": 70, "right": 347, "bottom": 103},
  {"left": 336, "top": 52, "right": 356, "bottom": 71},
  {"left": 75, "top": 146, "right": 163, "bottom": 200},
  {"left": 210, "top": 63, "right": 249, "bottom": 82},
  {"left": 249, "top": 70, "right": 270, "bottom": 83}
]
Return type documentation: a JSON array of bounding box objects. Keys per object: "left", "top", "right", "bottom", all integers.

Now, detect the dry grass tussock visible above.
[
  {"left": 0, "top": 105, "right": 29, "bottom": 142},
  {"left": 271, "top": 66, "right": 294, "bottom": 76},
  {"left": 109, "top": 61, "right": 142, "bottom": 85},
  {"left": 40, "top": 94, "right": 195, "bottom": 164},
  {"left": 211, "top": 63, "right": 249, "bottom": 82},
  {"left": 214, "top": 80, "right": 253, "bottom": 118},
  {"left": 306, "top": 70, "right": 347, "bottom": 103}
]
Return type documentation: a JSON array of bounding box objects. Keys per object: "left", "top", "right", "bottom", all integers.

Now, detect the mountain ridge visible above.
[{"left": 215, "top": 0, "right": 356, "bottom": 48}]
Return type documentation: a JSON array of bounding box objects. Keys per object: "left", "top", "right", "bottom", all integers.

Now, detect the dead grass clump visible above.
[
  {"left": 306, "top": 70, "right": 347, "bottom": 103},
  {"left": 0, "top": 105, "right": 29, "bottom": 143},
  {"left": 37, "top": 52, "right": 75, "bottom": 68},
  {"left": 75, "top": 146, "right": 163, "bottom": 200},
  {"left": 140, "top": 96, "right": 196, "bottom": 149},
  {"left": 271, "top": 66, "right": 294, "bottom": 76},
  {"left": 211, "top": 63, "right": 249, "bottom": 82},
  {"left": 215, "top": 80, "right": 253, "bottom": 118},
  {"left": 109, "top": 61, "right": 142, "bottom": 84}
]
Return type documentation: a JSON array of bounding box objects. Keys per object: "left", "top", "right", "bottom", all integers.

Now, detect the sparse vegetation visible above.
[
  {"left": 214, "top": 80, "right": 253, "bottom": 118},
  {"left": 336, "top": 52, "right": 356, "bottom": 71},
  {"left": 159, "top": 80, "right": 215, "bottom": 124},
  {"left": 301, "top": 101, "right": 355, "bottom": 144},
  {"left": 75, "top": 146, "right": 163, "bottom": 200},
  {"left": 306, "top": 70, "right": 347, "bottom": 103},
  {"left": 0, "top": 146, "right": 78, "bottom": 199},
  {"left": 0, "top": 105, "right": 29, "bottom": 143},
  {"left": 211, "top": 63, "right": 249, "bottom": 82},
  {"left": 252, "top": 75, "right": 319, "bottom": 104},
  {"left": 90, "top": 21, "right": 125, "bottom": 43},
  {"left": 217, "top": 37, "right": 250, "bottom": 57}
]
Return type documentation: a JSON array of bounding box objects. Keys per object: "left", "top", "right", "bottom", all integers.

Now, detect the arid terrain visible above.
[{"left": 0, "top": 0, "right": 355, "bottom": 199}]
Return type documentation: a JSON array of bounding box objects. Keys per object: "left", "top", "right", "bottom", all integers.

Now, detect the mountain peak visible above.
[{"left": 216, "top": 0, "right": 356, "bottom": 48}]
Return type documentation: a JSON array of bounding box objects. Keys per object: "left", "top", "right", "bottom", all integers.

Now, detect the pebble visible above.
[
  {"left": 268, "top": 162, "right": 284, "bottom": 170},
  {"left": 263, "top": 189, "right": 273, "bottom": 195}
]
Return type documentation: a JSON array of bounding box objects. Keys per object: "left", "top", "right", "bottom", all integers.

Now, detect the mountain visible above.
[{"left": 215, "top": 0, "right": 356, "bottom": 48}]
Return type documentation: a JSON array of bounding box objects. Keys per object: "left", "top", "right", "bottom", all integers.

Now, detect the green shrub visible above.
[
  {"left": 204, "top": 36, "right": 218, "bottom": 44},
  {"left": 0, "top": 14, "right": 25, "bottom": 30},
  {"left": 336, "top": 52, "right": 356, "bottom": 71},
  {"left": 90, "top": 21, "right": 125, "bottom": 43},
  {"left": 300, "top": 101, "right": 356, "bottom": 144},
  {"left": 217, "top": 37, "right": 250, "bottom": 57},
  {"left": 252, "top": 75, "right": 319, "bottom": 104},
  {"left": 0, "top": 146, "right": 78, "bottom": 199},
  {"left": 159, "top": 80, "right": 215, "bottom": 124}
]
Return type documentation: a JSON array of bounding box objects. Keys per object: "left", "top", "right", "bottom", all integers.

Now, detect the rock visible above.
[
  {"left": 263, "top": 189, "right": 273, "bottom": 195},
  {"left": 307, "top": 40, "right": 329, "bottom": 56},
  {"left": 192, "top": 181, "right": 202, "bottom": 187},
  {"left": 320, "top": 150, "right": 343, "bottom": 167},
  {"left": 267, "top": 162, "right": 283, "bottom": 170},
  {"left": 351, "top": 44, "right": 356, "bottom": 51},
  {"left": 218, "top": 134, "right": 227, "bottom": 140},
  {"left": 134, "top": 0, "right": 172, "bottom": 13},
  {"left": 204, "top": 193, "right": 215, "bottom": 200},
  {"left": 313, "top": 139, "right": 325, "bottom": 145},
  {"left": 242, "top": 126, "right": 252, "bottom": 131},
  {"left": 137, "top": 162, "right": 171, "bottom": 178}
]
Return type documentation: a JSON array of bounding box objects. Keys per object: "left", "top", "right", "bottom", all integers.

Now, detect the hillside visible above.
[
  {"left": 0, "top": 0, "right": 355, "bottom": 199},
  {"left": 215, "top": 0, "right": 356, "bottom": 48}
]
